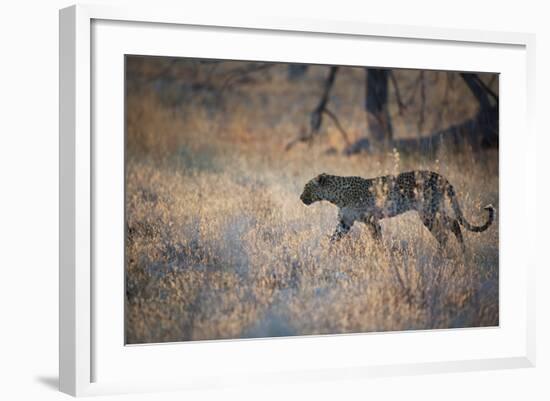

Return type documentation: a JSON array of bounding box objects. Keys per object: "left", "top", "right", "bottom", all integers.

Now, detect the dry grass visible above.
[{"left": 125, "top": 59, "right": 498, "bottom": 344}]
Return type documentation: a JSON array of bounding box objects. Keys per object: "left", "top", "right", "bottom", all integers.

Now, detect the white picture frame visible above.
[{"left": 59, "top": 4, "right": 536, "bottom": 397}]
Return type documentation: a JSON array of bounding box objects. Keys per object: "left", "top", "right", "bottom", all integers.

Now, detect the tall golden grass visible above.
[{"left": 125, "top": 59, "right": 498, "bottom": 344}]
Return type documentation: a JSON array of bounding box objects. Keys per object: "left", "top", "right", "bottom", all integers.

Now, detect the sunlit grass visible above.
[{"left": 125, "top": 145, "right": 498, "bottom": 344}]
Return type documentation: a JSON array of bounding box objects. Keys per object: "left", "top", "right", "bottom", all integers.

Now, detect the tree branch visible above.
[
  {"left": 389, "top": 71, "right": 407, "bottom": 115},
  {"left": 459, "top": 73, "right": 492, "bottom": 110},
  {"left": 324, "top": 108, "right": 351, "bottom": 146},
  {"left": 417, "top": 71, "right": 426, "bottom": 134},
  {"left": 310, "top": 66, "right": 339, "bottom": 133},
  {"left": 286, "top": 66, "right": 340, "bottom": 150},
  {"left": 220, "top": 63, "right": 275, "bottom": 91},
  {"left": 473, "top": 74, "right": 499, "bottom": 104}
]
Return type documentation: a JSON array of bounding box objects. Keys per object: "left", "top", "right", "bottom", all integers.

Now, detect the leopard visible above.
[{"left": 300, "top": 171, "right": 495, "bottom": 252}]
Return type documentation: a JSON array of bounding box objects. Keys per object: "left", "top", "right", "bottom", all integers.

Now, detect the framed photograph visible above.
[{"left": 59, "top": 4, "right": 536, "bottom": 396}]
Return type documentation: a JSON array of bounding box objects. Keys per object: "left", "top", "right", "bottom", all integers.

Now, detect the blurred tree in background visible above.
[
  {"left": 126, "top": 56, "right": 498, "bottom": 159},
  {"left": 290, "top": 65, "right": 498, "bottom": 155}
]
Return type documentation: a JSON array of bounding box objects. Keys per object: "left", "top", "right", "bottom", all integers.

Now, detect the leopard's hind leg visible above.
[
  {"left": 421, "top": 210, "right": 467, "bottom": 253},
  {"left": 442, "top": 214, "right": 466, "bottom": 253},
  {"left": 420, "top": 211, "right": 449, "bottom": 250},
  {"left": 420, "top": 180, "right": 450, "bottom": 250}
]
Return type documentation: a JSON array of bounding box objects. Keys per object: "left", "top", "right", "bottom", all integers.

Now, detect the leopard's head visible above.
[{"left": 300, "top": 173, "right": 339, "bottom": 205}]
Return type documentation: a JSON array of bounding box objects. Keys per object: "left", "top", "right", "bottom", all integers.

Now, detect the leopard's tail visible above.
[{"left": 446, "top": 184, "right": 495, "bottom": 232}]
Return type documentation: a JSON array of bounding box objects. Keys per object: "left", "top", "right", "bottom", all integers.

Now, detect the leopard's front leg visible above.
[
  {"left": 330, "top": 211, "right": 354, "bottom": 242},
  {"left": 361, "top": 213, "right": 383, "bottom": 243}
]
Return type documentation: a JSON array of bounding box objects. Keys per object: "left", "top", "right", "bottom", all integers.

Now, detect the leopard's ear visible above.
[{"left": 317, "top": 173, "right": 328, "bottom": 186}]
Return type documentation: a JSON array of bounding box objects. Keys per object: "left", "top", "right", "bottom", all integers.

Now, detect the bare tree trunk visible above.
[{"left": 365, "top": 68, "right": 393, "bottom": 148}]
